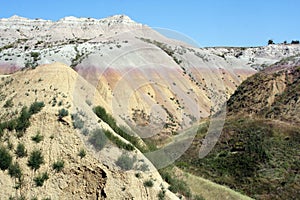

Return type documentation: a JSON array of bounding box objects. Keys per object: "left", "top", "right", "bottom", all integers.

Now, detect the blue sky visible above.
[{"left": 0, "top": 0, "right": 299, "bottom": 47}]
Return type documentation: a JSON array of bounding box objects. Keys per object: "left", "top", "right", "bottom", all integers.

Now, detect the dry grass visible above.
[{"left": 172, "top": 167, "right": 253, "bottom": 200}]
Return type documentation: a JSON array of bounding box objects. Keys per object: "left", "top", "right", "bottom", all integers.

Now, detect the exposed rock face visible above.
[
  {"left": 1, "top": 15, "right": 299, "bottom": 140},
  {"left": 227, "top": 55, "right": 300, "bottom": 124}
]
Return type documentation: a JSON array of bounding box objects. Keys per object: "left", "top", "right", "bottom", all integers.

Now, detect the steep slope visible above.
[
  {"left": 0, "top": 63, "right": 178, "bottom": 200},
  {"left": 176, "top": 55, "right": 300, "bottom": 199},
  {"left": 227, "top": 54, "right": 300, "bottom": 124}
]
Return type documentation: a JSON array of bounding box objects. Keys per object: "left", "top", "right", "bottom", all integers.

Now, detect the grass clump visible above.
[
  {"left": 15, "top": 106, "right": 31, "bottom": 134},
  {"left": 159, "top": 168, "right": 192, "bottom": 198},
  {"left": 52, "top": 160, "right": 64, "bottom": 172},
  {"left": 143, "top": 180, "right": 154, "bottom": 187},
  {"left": 15, "top": 143, "right": 27, "bottom": 158},
  {"left": 27, "top": 149, "right": 44, "bottom": 171},
  {"left": 31, "top": 131, "right": 44, "bottom": 143},
  {"left": 8, "top": 162, "right": 22, "bottom": 179},
  {"left": 34, "top": 172, "right": 49, "bottom": 187},
  {"left": 78, "top": 149, "right": 86, "bottom": 158},
  {"left": 158, "top": 190, "right": 166, "bottom": 200},
  {"left": 71, "top": 113, "right": 84, "bottom": 129}
]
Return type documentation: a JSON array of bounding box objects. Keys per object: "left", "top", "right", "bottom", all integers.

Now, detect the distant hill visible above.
[
  {"left": 227, "top": 54, "right": 300, "bottom": 124},
  {"left": 177, "top": 55, "right": 300, "bottom": 199}
]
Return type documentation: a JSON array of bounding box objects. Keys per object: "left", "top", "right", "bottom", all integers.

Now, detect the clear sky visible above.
[{"left": 0, "top": 0, "right": 299, "bottom": 47}]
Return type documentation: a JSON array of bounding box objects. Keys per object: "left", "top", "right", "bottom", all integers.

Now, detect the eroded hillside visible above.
[{"left": 0, "top": 63, "right": 178, "bottom": 200}]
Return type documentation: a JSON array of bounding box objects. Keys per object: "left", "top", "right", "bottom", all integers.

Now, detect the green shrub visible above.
[
  {"left": 31, "top": 131, "right": 44, "bottom": 143},
  {"left": 30, "top": 52, "right": 40, "bottom": 59},
  {"left": 78, "top": 149, "right": 86, "bottom": 158},
  {"left": 15, "top": 143, "right": 27, "bottom": 157},
  {"left": 193, "top": 195, "right": 205, "bottom": 200},
  {"left": 93, "top": 106, "right": 141, "bottom": 150},
  {"left": 103, "top": 129, "right": 134, "bottom": 151},
  {"left": 15, "top": 106, "right": 31, "bottom": 133},
  {"left": 58, "top": 108, "right": 68, "bottom": 119},
  {"left": 88, "top": 129, "right": 107, "bottom": 151},
  {"left": 27, "top": 149, "right": 44, "bottom": 171},
  {"left": 160, "top": 169, "right": 191, "bottom": 198},
  {"left": 143, "top": 180, "right": 154, "bottom": 187},
  {"left": 8, "top": 162, "right": 22, "bottom": 179},
  {"left": 52, "top": 160, "right": 64, "bottom": 172},
  {"left": 0, "top": 146, "right": 12, "bottom": 170},
  {"left": 34, "top": 172, "right": 49, "bottom": 187},
  {"left": 71, "top": 113, "right": 84, "bottom": 129},
  {"left": 29, "top": 101, "right": 45, "bottom": 114},
  {"left": 5, "top": 120, "right": 17, "bottom": 131},
  {"left": 115, "top": 153, "right": 136, "bottom": 170},
  {"left": 3, "top": 98, "right": 13, "bottom": 108}
]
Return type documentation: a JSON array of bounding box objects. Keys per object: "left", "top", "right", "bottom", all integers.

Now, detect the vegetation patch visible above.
[
  {"left": 178, "top": 118, "right": 300, "bottom": 199},
  {"left": 115, "top": 153, "right": 136, "bottom": 170},
  {"left": 93, "top": 106, "right": 142, "bottom": 150},
  {"left": 88, "top": 129, "right": 107, "bottom": 151},
  {"left": 103, "top": 129, "right": 134, "bottom": 151},
  {"left": 143, "top": 180, "right": 154, "bottom": 187},
  {"left": 34, "top": 172, "right": 49, "bottom": 187},
  {"left": 52, "top": 160, "right": 64, "bottom": 172},
  {"left": 31, "top": 131, "right": 44, "bottom": 143},
  {"left": 15, "top": 143, "right": 27, "bottom": 158},
  {"left": 27, "top": 149, "right": 44, "bottom": 171},
  {"left": 0, "top": 146, "right": 12, "bottom": 170}
]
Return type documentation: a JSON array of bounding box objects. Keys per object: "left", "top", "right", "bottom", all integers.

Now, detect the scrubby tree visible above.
[
  {"left": 8, "top": 162, "right": 22, "bottom": 179},
  {"left": 29, "top": 101, "right": 45, "bottom": 114},
  {"left": 15, "top": 143, "right": 27, "bottom": 158},
  {"left": 58, "top": 108, "right": 69, "bottom": 120},
  {"left": 268, "top": 39, "right": 274, "bottom": 45},
  {"left": 15, "top": 106, "right": 31, "bottom": 133},
  {"left": 27, "top": 149, "right": 44, "bottom": 171},
  {"left": 0, "top": 146, "right": 12, "bottom": 170}
]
